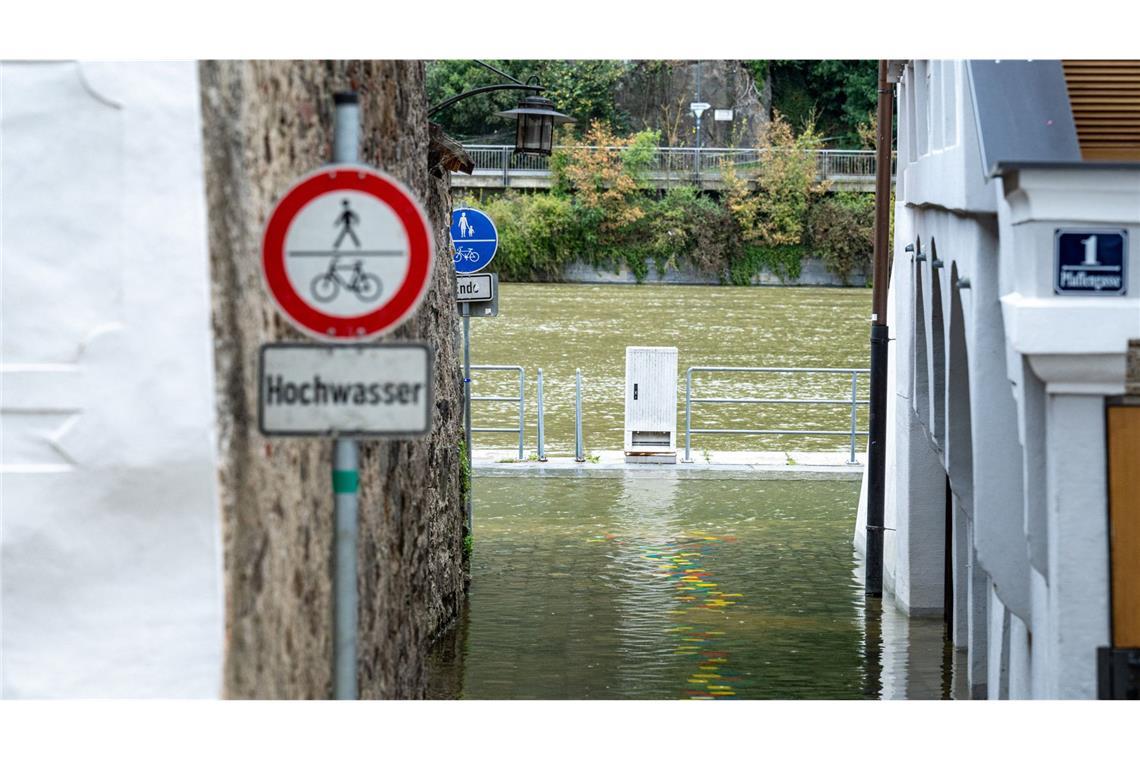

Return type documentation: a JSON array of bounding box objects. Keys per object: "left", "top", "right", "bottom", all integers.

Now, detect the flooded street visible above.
[
  {"left": 468, "top": 283, "right": 871, "bottom": 455},
  {"left": 428, "top": 472, "right": 955, "bottom": 699},
  {"left": 431, "top": 283, "right": 959, "bottom": 700}
]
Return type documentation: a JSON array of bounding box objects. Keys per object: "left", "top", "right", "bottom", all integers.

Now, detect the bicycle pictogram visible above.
[
  {"left": 311, "top": 255, "right": 383, "bottom": 303},
  {"left": 453, "top": 246, "right": 480, "bottom": 264}
]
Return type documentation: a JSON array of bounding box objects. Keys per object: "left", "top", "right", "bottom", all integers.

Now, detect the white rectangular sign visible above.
[
  {"left": 456, "top": 273, "right": 495, "bottom": 302},
  {"left": 259, "top": 343, "right": 432, "bottom": 437},
  {"left": 714, "top": 109, "right": 733, "bottom": 121}
]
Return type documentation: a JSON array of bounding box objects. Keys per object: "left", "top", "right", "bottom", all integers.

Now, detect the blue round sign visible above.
[{"left": 450, "top": 207, "right": 498, "bottom": 274}]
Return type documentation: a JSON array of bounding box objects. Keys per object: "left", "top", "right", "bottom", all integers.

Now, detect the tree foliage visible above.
[
  {"left": 425, "top": 60, "right": 629, "bottom": 142},
  {"left": 462, "top": 112, "right": 873, "bottom": 285},
  {"left": 765, "top": 60, "right": 878, "bottom": 148},
  {"left": 427, "top": 60, "right": 879, "bottom": 149}
]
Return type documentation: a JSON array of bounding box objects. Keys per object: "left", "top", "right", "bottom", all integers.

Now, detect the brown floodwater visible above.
[
  {"left": 465, "top": 282, "right": 872, "bottom": 455},
  {"left": 427, "top": 473, "right": 959, "bottom": 700}
]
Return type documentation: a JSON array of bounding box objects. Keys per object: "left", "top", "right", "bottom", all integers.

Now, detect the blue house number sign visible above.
[
  {"left": 1054, "top": 228, "right": 1128, "bottom": 296},
  {"left": 450, "top": 207, "right": 498, "bottom": 274}
]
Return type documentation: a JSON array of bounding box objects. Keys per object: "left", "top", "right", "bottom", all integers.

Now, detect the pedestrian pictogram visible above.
[
  {"left": 450, "top": 207, "right": 498, "bottom": 274},
  {"left": 334, "top": 199, "right": 362, "bottom": 250},
  {"left": 262, "top": 166, "right": 434, "bottom": 341}
]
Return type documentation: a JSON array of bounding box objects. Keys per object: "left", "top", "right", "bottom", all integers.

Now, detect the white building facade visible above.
[
  {"left": 856, "top": 60, "right": 1140, "bottom": 698},
  {"left": 1, "top": 61, "right": 224, "bottom": 697}
]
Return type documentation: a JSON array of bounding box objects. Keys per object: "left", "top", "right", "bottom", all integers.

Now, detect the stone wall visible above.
[
  {"left": 616, "top": 61, "right": 771, "bottom": 148},
  {"left": 199, "top": 60, "right": 464, "bottom": 699},
  {"left": 558, "top": 258, "right": 868, "bottom": 287}
]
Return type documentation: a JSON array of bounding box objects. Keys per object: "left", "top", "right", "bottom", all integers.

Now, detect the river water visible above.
[
  {"left": 431, "top": 284, "right": 958, "bottom": 700},
  {"left": 467, "top": 283, "right": 872, "bottom": 455}
]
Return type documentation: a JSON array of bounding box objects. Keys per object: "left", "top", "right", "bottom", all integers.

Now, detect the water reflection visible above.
[
  {"left": 428, "top": 473, "right": 963, "bottom": 699},
  {"left": 851, "top": 558, "right": 965, "bottom": 700},
  {"left": 611, "top": 474, "right": 682, "bottom": 695}
]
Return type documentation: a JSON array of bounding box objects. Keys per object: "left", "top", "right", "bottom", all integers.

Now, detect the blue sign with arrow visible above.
[{"left": 450, "top": 207, "right": 498, "bottom": 274}]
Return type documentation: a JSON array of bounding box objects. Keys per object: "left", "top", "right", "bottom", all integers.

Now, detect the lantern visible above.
[{"left": 498, "top": 95, "right": 575, "bottom": 156}]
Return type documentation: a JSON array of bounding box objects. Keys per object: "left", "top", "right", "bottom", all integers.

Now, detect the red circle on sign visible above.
[{"left": 261, "top": 166, "right": 434, "bottom": 341}]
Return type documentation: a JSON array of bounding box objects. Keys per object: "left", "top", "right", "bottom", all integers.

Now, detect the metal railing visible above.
[
  {"left": 459, "top": 145, "right": 896, "bottom": 184},
  {"left": 534, "top": 367, "right": 586, "bottom": 462},
  {"left": 470, "top": 364, "right": 525, "bottom": 460},
  {"left": 682, "top": 366, "right": 869, "bottom": 464}
]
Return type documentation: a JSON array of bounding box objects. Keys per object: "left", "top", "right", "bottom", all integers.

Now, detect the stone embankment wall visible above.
[
  {"left": 559, "top": 258, "right": 868, "bottom": 287},
  {"left": 200, "top": 60, "right": 465, "bottom": 699}
]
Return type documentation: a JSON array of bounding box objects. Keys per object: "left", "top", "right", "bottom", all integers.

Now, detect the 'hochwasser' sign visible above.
[{"left": 259, "top": 344, "right": 432, "bottom": 436}]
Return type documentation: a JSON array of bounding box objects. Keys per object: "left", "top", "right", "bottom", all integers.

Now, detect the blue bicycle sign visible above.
[{"left": 450, "top": 207, "right": 498, "bottom": 274}]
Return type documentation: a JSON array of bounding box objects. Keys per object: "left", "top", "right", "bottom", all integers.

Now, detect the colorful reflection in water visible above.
[{"left": 427, "top": 473, "right": 906, "bottom": 699}]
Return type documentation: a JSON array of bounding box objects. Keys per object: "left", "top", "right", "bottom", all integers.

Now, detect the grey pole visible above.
[
  {"left": 848, "top": 372, "right": 859, "bottom": 465},
  {"left": 463, "top": 301, "right": 473, "bottom": 535},
  {"left": 574, "top": 369, "right": 585, "bottom": 462},
  {"left": 332, "top": 438, "right": 358, "bottom": 700},
  {"left": 517, "top": 368, "right": 525, "bottom": 461},
  {"left": 536, "top": 368, "right": 547, "bottom": 462},
  {"left": 331, "top": 91, "right": 360, "bottom": 700},
  {"left": 683, "top": 368, "right": 693, "bottom": 463}
]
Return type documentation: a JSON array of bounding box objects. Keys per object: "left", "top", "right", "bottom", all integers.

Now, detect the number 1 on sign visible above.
[{"left": 1083, "top": 235, "right": 1099, "bottom": 265}]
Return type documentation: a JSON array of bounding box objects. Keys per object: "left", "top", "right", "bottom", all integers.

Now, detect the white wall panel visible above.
[{"left": 1, "top": 61, "right": 223, "bottom": 697}]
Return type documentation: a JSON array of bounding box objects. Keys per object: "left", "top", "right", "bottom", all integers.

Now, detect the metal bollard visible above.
[
  {"left": 575, "top": 369, "right": 585, "bottom": 462},
  {"left": 683, "top": 368, "right": 693, "bottom": 463},
  {"left": 536, "top": 369, "right": 547, "bottom": 462},
  {"left": 517, "top": 368, "right": 525, "bottom": 461},
  {"left": 848, "top": 371, "right": 859, "bottom": 465}
]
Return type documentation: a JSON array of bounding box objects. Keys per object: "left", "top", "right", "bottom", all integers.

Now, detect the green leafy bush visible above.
[
  {"left": 460, "top": 117, "right": 874, "bottom": 285},
  {"left": 806, "top": 192, "right": 874, "bottom": 283}
]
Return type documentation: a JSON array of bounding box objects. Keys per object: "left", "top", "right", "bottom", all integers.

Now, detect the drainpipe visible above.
[{"left": 865, "top": 60, "right": 894, "bottom": 598}]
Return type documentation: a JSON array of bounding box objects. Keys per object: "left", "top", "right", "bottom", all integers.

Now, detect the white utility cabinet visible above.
[{"left": 623, "top": 346, "right": 678, "bottom": 463}]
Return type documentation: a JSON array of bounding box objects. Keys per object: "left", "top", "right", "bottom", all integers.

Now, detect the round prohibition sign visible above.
[{"left": 261, "top": 165, "right": 434, "bottom": 341}]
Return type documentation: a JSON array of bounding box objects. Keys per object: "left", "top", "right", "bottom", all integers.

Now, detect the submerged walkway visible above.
[{"left": 473, "top": 449, "right": 864, "bottom": 479}]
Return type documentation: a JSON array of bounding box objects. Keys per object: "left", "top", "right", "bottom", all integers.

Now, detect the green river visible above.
[
  {"left": 430, "top": 283, "right": 957, "bottom": 699},
  {"left": 466, "top": 283, "right": 872, "bottom": 455}
]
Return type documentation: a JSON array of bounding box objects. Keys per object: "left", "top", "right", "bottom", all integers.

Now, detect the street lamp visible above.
[
  {"left": 428, "top": 62, "right": 575, "bottom": 158},
  {"left": 497, "top": 94, "right": 575, "bottom": 156}
]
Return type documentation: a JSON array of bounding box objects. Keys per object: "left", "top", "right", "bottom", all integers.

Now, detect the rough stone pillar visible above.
[{"left": 199, "top": 60, "right": 465, "bottom": 699}]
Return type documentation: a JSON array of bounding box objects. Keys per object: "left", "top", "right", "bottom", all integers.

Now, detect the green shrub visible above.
[
  {"left": 457, "top": 116, "right": 873, "bottom": 285},
  {"left": 807, "top": 192, "right": 874, "bottom": 283}
]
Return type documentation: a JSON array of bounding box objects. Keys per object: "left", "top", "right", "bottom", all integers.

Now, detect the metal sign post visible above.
[
  {"left": 259, "top": 91, "right": 435, "bottom": 700},
  {"left": 463, "top": 301, "right": 473, "bottom": 535},
  {"left": 331, "top": 93, "right": 360, "bottom": 701},
  {"left": 451, "top": 209, "right": 498, "bottom": 539}
]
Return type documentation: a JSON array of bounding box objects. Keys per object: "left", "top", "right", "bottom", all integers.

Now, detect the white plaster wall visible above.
[
  {"left": 1043, "top": 395, "right": 1110, "bottom": 698},
  {"left": 1, "top": 61, "right": 223, "bottom": 697}
]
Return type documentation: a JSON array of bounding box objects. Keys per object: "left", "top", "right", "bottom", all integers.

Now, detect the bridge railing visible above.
[{"left": 459, "top": 145, "right": 896, "bottom": 183}]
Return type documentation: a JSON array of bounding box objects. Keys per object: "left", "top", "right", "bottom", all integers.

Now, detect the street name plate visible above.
[
  {"left": 457, "top": 273, "right": 495, "bottom": 302},
  {"left": 1054, "top": 228, "right": 1128, "bottom": 296},
  {"left": 259, "top": 343, "right": 432, "bottom": 436},
  {"left": 456, "top": 272, "right": 498, "bottom": 317}
]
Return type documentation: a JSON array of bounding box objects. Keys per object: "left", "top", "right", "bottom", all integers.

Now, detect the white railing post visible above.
[
  {"left": 575, "top": 369, "right": 585, "bottom": 463},
  {"left": 848, "top": 372, "right": 859, "bottom": 465},
  {"left": 683, "top": 368, "right": 693, "bottom": 463},
  {"left": 536, "top": 368, "right": 546, "bottom": 462},
  {"left": 517, "top": 367, "right": 525, "bottom": 461}
]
